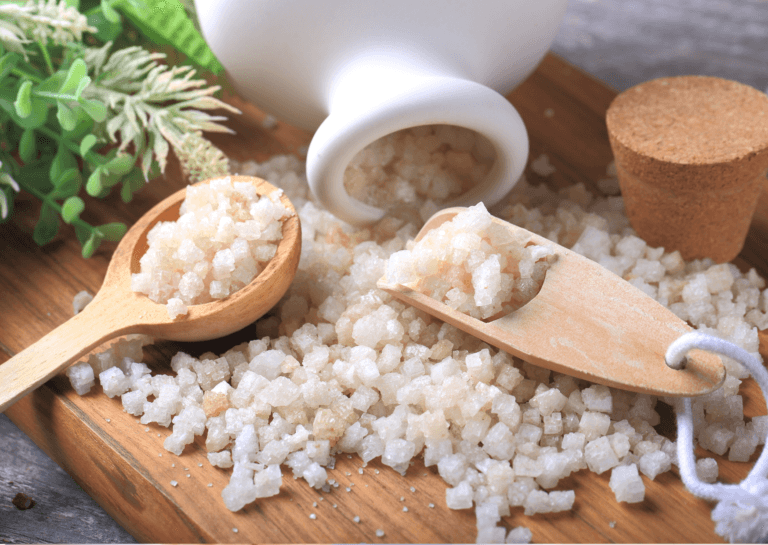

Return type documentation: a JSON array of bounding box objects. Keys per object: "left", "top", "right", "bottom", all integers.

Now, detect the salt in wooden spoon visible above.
[
  {"left": 0, "top": 175, "right": 301, "bottom": 413},
  {"left": 377, "top": 207, "right": 724, "bottom": 397}
]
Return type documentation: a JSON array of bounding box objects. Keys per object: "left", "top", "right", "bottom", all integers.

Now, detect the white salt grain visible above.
[
  {"left": 72, "top": 290, "right": 93, "bottom": 315},
  {"left": 353, "top": 515, "right": 361, "bottom": 523},
  {"left": 68, "top": 152, "right": 768, "bottom": 544},
  {"left": 170, "top": 480, "right": 178, "bottom": 487},
  {"left": 531, "top": 153, "right": 556, "bottom": 177},
  {"left": 696, "top": 458, "right": 719, "bottom": 483},
  {"left": 66, "top": 362, "right": 95, "bottom": 395},
  {"left": 261, "top": 114, "right": 277, "bottom": 129},
  {"left": 383, "top": 203, "right": 552, "bottom": 320},
  {"left": 506, "top": 526, "right": 533, "bottom": 544},
  {"left": 609, "top": 464, "right": 645, "bottom": 503},
  {"left": 131, "top": 176, "right": 292, "bottom": 319},
  {"left": 309, "top": 513, "right": 316, "bottom": 520},
  {"left": 343, "top": 125, "right": 494, "bottom": 211},
  {"left": 376, "top": 529, "right": 385, "bottom": 538}
]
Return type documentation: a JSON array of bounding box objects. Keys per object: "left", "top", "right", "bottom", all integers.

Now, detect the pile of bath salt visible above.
[
  {"left": 384, "top": 202, "right": 554, "bottom": 320},
  {"left": 130, "top": 176, "right": 293, "bottom": 319},
  {"left": 343, "top": 125, "right": 495, "bottom": 214},
  {"left": 67, "top": 154, "right": 768, "bottom": 544}
]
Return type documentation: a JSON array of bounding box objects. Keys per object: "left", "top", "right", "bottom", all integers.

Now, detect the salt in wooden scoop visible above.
[
  {"left": 377, "top": 207, "right": 724, "bottom": 397},
  {"left": 0, "top": 176, "right": 301, "bottom": 413}
]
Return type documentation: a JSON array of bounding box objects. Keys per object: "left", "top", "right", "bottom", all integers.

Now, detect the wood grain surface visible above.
[{"left": 1, "top": 53, "right": 767, "bottom": 544}]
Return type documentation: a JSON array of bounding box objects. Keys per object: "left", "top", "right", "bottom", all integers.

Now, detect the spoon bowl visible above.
[{"left": 0, "top": 176, "right": 301, "bottom": 412}]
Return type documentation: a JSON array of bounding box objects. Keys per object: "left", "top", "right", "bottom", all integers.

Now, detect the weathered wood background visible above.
[{"left": 1, "top": 0, "right": 767, "bottom": 542}]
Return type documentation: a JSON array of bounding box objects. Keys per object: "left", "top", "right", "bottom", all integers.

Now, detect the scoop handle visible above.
[{"left": 0, "top": 293, "right": 136, "bottom": 413}]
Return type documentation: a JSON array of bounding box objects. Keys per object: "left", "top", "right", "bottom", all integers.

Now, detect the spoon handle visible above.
[{"left": 0, "top": 294, "right": 136, "bottom": 413}]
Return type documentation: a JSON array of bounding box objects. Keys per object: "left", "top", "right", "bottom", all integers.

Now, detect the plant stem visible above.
[
  {"left": 37, "top": 41, "right": 54, "bottom": 75},
  {"left": 35, "top": 125, "right": 106, "bottom": 166},
  {"left": 16, "top": 174, "right": 97, "bottom": 235},
  {"left": 34, "top": 90, "right": 78, "bottom": 101},
  {"left": 11, "top": 67, "right": 43, "bottom": 84}
]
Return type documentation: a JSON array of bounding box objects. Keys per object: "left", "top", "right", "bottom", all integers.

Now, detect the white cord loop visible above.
[{"left": 666, "top": 331, "right": 768, "bottom": 543}]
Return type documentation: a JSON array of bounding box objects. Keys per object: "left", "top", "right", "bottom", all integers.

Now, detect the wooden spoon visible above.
[
  {"left": 377, "top": 207, "right": 725, "bottom": 397},
  {"left": 0, "top": 176, "right": 301, "bottom": 413}
]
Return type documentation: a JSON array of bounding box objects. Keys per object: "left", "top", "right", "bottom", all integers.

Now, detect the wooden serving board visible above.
[{"left": 2, "top": 53, "right": 768, "bottom": 544}]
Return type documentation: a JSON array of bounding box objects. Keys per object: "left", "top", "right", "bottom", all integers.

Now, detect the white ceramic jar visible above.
[{"left": 195, "top": 0, "right": 568, "bottom": 224}]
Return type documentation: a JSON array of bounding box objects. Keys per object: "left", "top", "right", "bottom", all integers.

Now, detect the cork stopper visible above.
[{"left": 606, "top": 75, "right": 768, "bottom": 262}]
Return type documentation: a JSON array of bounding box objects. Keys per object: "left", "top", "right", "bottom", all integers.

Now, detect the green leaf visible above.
[
  {"left": 65, "top": 0, "right": 80, "bottom": 8},
  {"left": 50, "top": 146, "right": 77, "bottom": 184},
  {"left": 33, "top": 202, "right": 60, "bottom": 246},
  {"left": 19, "top": 129, "right": 36, "bottom": 163},
  {"left": 56, "top": 101, "right": 77, "bottom": 131},
  {"left": 100, "top": 169, "right": 122, "bottom": 189},
  {"left": 61, "top": 196, "right": 85, "bottom": 224},
  {"left": 36, "top": 71, "right": 66, "bottom": 95},
  {"left": 60, "top": 59, "right": 88, "bottom": 96},
  {"left": 0, "top": 53, "right": 21, "bottom": 84},
  {"left": 80, "top": 134, "right": 98, "bottom": 157},
  {"left": 140, "top": 146, "right": 153, "bottom": 180},
  {"left": 74, "top": 223, "right": 90, "bottom": 244},
  {"left": 120, "top": 167, "right": 144, "bottom": 202},
  {"left": 81, "top": 231, "right": 103, "bottom": 258},
  {"left": 86, "top": 8, "right": 123, "bottom": 42},
  {"left": 104, "top": 153, "right": 134, "bottom": 176},
  {"left": 96, "top": 222, "right": 127, "bottom": 242},
  {"left": 15, "top": 98, "right": 48, "bottom": 129},
  {"left": 18, "top": 160, "right": 54, "bottom": 193},
  {"left": 117, "top": 0, "right": 225, "bottom": 74},
  {"left": 81, "top": 99, "right": 107, "bottom": 122},
  {"left": 14, "top": 81, "right": 33, "bottom": 118},
  {"left": 75, "top": 75, "right": 91, "bottom": 100},
  {"left": 61, "top": 106, "right": 96, "bottom": 139},
  {"left": 86, "top": 167, "right": 103, "bottom": 196},
  {"left": 101, "top": 0, "right": 121, "bottom": 23},
  {"left": 120, "top": 179, "right": 133, "bottom": 202},
  {"left": 49, "top": 169, "right": 82, "bottom": 199}
]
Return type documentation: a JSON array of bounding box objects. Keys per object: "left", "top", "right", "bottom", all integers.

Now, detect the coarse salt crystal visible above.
[
  {"left": 131, "top": 177, "right": 292, "bottom": 319},
  {"left": 65, "top": 152, "right": 768, "bottom": 545}
]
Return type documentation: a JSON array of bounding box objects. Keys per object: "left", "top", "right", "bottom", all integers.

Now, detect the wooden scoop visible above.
[
  {"left": 377, "top": 207, "right": 724, "bottom": 397},
  {"left": 0, "top": 176, "right": 301, "bottom": 413}
]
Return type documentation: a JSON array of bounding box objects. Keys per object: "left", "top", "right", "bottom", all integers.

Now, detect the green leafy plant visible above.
[{"left": 0, "top": 0, "right": 237, "bottom": 257}]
